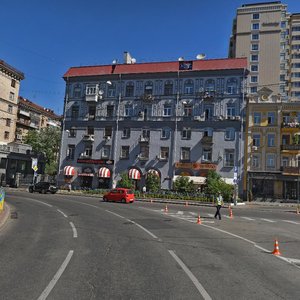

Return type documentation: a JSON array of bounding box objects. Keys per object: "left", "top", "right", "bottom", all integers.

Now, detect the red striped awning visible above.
[
  {"left": 98, "top": 167, "right": 111, "bottom": 178},
  {"left": 147, "top": 169, "right": 160, "bottom": 177},
  {"left": 64, "top": 166, "right": 75, "bottom": 176},
  {"left": 128, "top": 168, "right": 141, "bottom": 180}
]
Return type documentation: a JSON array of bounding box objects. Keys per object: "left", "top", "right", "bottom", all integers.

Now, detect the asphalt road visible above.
[{"left": 0, "top": 190, "right": 300, "bottom": 300}]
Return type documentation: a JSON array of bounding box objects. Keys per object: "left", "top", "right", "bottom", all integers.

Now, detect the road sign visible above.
[
  {"left": 33, "top": 165, "right": 38, "bottom": 172},
  {"left": 32, "top": 158, "right": 38, "bottom": 172}
]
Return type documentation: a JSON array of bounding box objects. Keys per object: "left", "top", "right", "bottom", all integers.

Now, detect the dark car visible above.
[
  {"left": 103, "top": 188, "right": 135, "bottom": 203},
  {"left": 28, "top": 182, "right": 58, "bottom": 194}
]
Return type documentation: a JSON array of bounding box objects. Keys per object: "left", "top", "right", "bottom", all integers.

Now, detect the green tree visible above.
[
  {"left": 173, "top": 176, "right": 195, "bottom": 193},
  {"left": 116, "top": 172, "right": 135, "bottom": 189},
  {"left": 24, "top": 127, "right": 61, "bottom": 175},
  {"left": 146, "top": 174, "right": 161, "bottom": 192}
]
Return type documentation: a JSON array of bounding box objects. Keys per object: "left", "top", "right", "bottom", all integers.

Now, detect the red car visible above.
[{"left": 103, "top": 188, "right": 135, "bottom": 203}]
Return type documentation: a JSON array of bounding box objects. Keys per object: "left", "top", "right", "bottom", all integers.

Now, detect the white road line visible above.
[
  {"left": 260, "top": 218, "right": 275, "bottom": 223},
  {"left": 69, "top": 222, "right": 78, "bottom": 238},
  {"left": 240, "top": 217, "right": 255, "bottom": 221},
  {"left": 282, "top": 220, "right": 300, "bottom": 225},
  {"left": 57, "top": 209, "right": 68, "bottom": 218},
  {"left": 37, "top": 250, "right": 74, "bottom": 300},
  {"left": 177, "top": 211, "right": 184, "bottom": 215},
  {"left": 77, "top": 202, "right": 99, "bottom": 209},
  {"left": 207, "top": 213, "right": 214, "bottom": 217},
  {"left": 23, "top": 197, "right": 53, "bottom": 207},
  {"left": 105, "top": 210, "right": 126, "bottom": 219},
  {"left": 168, "top": 250, "right": 212, "bottom": 300},
  {"left": 189, "top": 212, "right": 197, "bottom": 216}
]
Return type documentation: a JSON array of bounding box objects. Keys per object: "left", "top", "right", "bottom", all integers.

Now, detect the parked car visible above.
[
  {"left": 28, "top": 182, "right": 58, "bottom": 194},
  {"left": 103, "top": 188, "right": 135, "bottom": 203}
]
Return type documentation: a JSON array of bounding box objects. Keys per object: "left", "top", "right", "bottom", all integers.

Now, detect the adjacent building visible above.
[{"left": 59, "top": 54, "right": 247, "bottom": 194}]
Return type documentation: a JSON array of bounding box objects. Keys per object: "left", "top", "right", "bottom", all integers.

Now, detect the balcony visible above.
[
  {"left": 140, "top": 94, "right": 154, "bottom": 102},
  {"left": 19, "top": 110, "right": 30, "bottom": 117},
  {"left": 282, "top": 166, "right": 300, "bottom": 175},
  {"left": 82, "top": 134, "right": 94, "bottom": 142},
  {"left": 139, "top": 136, "right": 150, "bottom": 143},
  {"left": 281, "top": 144, "right": 300, "bottom": 151},
  {"left": 282, "top": 122, "right": 300, "bottom": 128},
  {"left": 85, "top": 94, "right": 98, "bottom": 102}
]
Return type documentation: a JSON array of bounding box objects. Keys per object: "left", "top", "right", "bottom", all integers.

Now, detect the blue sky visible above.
[{"left": 1, "top": 0, "right": 299, "bottom": 115}]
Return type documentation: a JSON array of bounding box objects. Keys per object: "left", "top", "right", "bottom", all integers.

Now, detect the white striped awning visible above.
[
  {"left": 98, "top": 167, "right": 111, "bottom": 178},
  {"left": 64, "top": 166, "right": 75, "bottom": 176},
  {"left": 147, "top": 169, "right": 160, "bottom": 177},
  {"left": 128, "top": 168, "right": 141, "bottom": 180}
]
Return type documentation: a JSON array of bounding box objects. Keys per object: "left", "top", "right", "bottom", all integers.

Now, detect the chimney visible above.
[{"left": 123, "top": 51, "right": 132, "bottom": 64}]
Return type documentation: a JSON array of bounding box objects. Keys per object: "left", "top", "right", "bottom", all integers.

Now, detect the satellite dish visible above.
[
  {"left": 98, "top": 90, "right": 104, "bottom": 95},
  {"left": 178, "top": 57, "right": 184, "bottom": 61},
  {"left": 196, "top": 53, "right": 206, "bottom": 60},
  {"left": 112, "top": 59, "right": 118, "bottom": 65},
  {"left": 106, "top": 81, "right": 112, "bottom": 85},
  {"left": 131, "top": 58, "right": 136, "bottom": 64}
]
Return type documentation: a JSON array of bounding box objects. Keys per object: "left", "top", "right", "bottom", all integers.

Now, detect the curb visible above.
[{"left": 0, "top": 203, "right": 11, "bottom": 230}]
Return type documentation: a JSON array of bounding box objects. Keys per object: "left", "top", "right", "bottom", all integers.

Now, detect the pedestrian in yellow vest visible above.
[{"left": 214, "top": 192, "right": 223, "bottom": 220}]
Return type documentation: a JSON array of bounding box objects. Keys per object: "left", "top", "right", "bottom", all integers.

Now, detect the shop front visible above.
[
  {"left": 128, "top": 168, "right": 141, "bottom": 190},
  {"left": 78, "top": 167, "right": 94, "bottom": 189},
  {"left": 98, "top": 167, "right": 111, "bottom": 189}
]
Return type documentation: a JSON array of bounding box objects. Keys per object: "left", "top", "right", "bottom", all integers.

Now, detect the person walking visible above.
[{"left": 214, "top": 192, "right": 223, "bottom": 220}]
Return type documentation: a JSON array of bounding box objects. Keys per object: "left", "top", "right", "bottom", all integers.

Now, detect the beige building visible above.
[{"left": 0, "top": 60, "right": 24, "bottom": 144}]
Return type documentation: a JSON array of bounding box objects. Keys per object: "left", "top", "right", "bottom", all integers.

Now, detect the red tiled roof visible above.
[{"left": 63, "top": 58, "right": 247, "bottom": 78}]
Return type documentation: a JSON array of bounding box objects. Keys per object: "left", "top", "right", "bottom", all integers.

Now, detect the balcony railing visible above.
[
  {"left": 282, "top": 122, "right": 300, "bottom": 128},
  {"left": 281, "top": 144, "right": 300, "bottom": 150},
  {"left": 139, "top": 136, "right": 150, "bottom": 143},
  {"left": 282, "top": 166, "right": 300, "bottom": 175},
  {"left": 82, "top": 134, "right": 94, "bottom": 142}
]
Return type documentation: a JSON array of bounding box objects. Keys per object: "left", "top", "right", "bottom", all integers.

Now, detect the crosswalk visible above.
[{"left": 149, "top": 208, "right": 300, "bottom": 226}]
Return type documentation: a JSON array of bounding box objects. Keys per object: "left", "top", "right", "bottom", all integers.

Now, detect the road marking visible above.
[
  {"left": 37, "top": 250, "right": 74, "bottom": 300},
  {"left": 77, "top": 202, "right": 99, "bottom": 209},
  {"left": 189, "top": 212, "right": 197, "bottom": 216},
  {"left": 23, "top": 197, "right": 53, "bottom": 207},
  {"left": 240, "top": 217, "right": 255, "bottom": 221},
  {"left": 282, "top": 220, "right": 300, "bottom": 225},
  {"left": 57, "top": 209, "right": 68, "bottom": 218},
  {"left": 177, "top": 211, "right": 184, "bottom": 215},
  {"left": 168, "top": 250, "right": 212, "bottom": 300},
  {"left": 105, "top": 210, "right": 126, "bottom": 219},
  {"left": 69, "top": 222, "right": 77, "bottom": 238},
  {"left": 207, "top": 213, "right": 214, "bottom": 218},
  {"left": 260, "top": 218, "right": 275, "bottom": 223}
]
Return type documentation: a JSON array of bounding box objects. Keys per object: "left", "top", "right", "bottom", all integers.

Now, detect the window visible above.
[
  {"left": 205, "top": 79, "right": 215, "bottom": 92},
  {"left": 203, "top": 128, "right": 213, "bottom": 137},
  {"left": 161, "top": 128, "right": 170, "bottom": 139},
  {"left": 88, "top": 106, "right": 96, "bottom": 120},
  {"left": 69, "top": 127, "right": 76, "bottom": 138},
  {"left": 142, "top": 129, "right": 150, "bottom": 139},
  {"left": 125, "top": 82, "right": 134, "bottom": 97},
  {"left": 104, "top": 126, "right": 112, "bottom": 138},
  {"left": 122, "top": 128, "right": 130, "bottom": 138},
  {"left": 160, "top": 147, "right": 169, "bottom": 160},
  {"left": 183, "top": 104, "right": 193, "bottom": 116},
  {"left": 224, "top": 150, "right": 234, "bottom": 167},
  {"left": 292, "top": 63, "right": 300, "bottom": 69},
  {"left": 251, "top": 76, "right": 258, "bottom": 83},
  {"left": 252, "top": 13, "right": 259, "bottom": 20},
  {"left": 139, "top": 145, "right": 149, "bottom": 160},
  {"left": 251, "top": 33, "right": 259, "bottom": 40},
  {"left": 282, "top": 134, "right": 290, "bottom": 145},
  {"left": 9, "top": 92, "right": 15, "bottom": 101},
  {"left": 292, "top": 36, "right": 300, "bottom": 41},
  {"left": 83, "top": 146, "right": 93, "bottom": 158},
  {"left": 11, "top": 79, "right": 16, "bottom": 88},
  {"left": 202, "top": 148, "right": 212, "bottom": 162},
  {"left": 102, "top": 146, "right": 110, "bottom": 158},
  {"left": 164, "top": 81, "right": 173, "bottom": 95},
  {"left": 71, "top": 106, "right": 79, "bottom": 119},
  {"left": 107, "top": 105, "right": 114, "bottom": 117},
  {"left": 251, "top": 65, "right": 258, "bottom": 72},
  {"left": 225, "top": 128, "right": 235, "bottom": 141},
  {"left": 121, "top": 146, "right": 130, "bottom": 159},
  {"left": 282, "top": 157, "right": 289, "bottom": 167},
  {"left": 107, "top": 83, "right": 116, "bottom": 97},
  {"left": 280, "top": 74, "right": 285, "bottom": 81},
  {"left": 226, "top": 78, "right": 237, "bottom": 94},
  {"left": 252, "top": 134, "right": 260, "bottom": 147},
  {"left": 267, "top": 112, "right": 275, "bottom": 125},
  {"left": 204, "top": 105, "right": 213, "bottom": 120},
  {"left": 163, "top": 104, "right": 172, "bottom": 117},
  {"left": 6, "top": 119, "right": 11, "bottom": 127},
  {"left": 227, "top": 103, "right": 236, "bottom": 117},
  {"left": 8, "top": 105, "right": 13, "bottom": 113},
  {"left": 250, "top": 86, "right": 257, "bottom": 93},
  {"left": 266, "top": 154, "right": 275, "bottom": 169},
  {"left": 184, "top": 80, "right": 194, "bottom": 94},
  {"left": 182, "top": 128, "right": 191, "bottom": 140},
  {"left": 124, "top": 105, "right": 133, "bottom": 117},
  {"left": 73, "top": 84, "right": 81, "bottom": 98},
  {"left": 181, "top": 147, "right": 190, "bottom": 161},
  {"left": 252, "top": 23, "right": 259, "bottom": 30},
  {"left": 292, "top": 26, "right": 300, "bottom": 32},
  {"left": 252, "top": 155, "right": 260, "bottom": 168},
  {"left": 267, "top": 134, "right": 275, "bottom": 147},
  {"left": 0, "top": 158, "right": 7, "bottom": 169},
  {"left": 144, "top": 81, "right": 153, "bottom": 95},
  {"left": 251, "top": 44, "right": 259, "bottom": 51},
  {"left": 86, "top": 84, "right": 97, "bottom": 95},
  {"left": 251, "top": 55, "right": 258, "bottom": 62},
  {"left": 67, "top": 145, "right": 75, "bottom": 160},
  {"left": 4, "top": 131, "right": 9, "bottom": 140},
  {"left": 87, "top": 126, "right": 94, "bottom": 135}
]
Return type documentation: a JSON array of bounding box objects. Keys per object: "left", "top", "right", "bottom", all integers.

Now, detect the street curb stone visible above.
[{"left": 0, "top": 203, "right": 11, "bottom": 230}]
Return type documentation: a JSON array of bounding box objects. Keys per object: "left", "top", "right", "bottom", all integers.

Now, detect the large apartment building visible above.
[
  {"left": 0, "top": 59, "right": 24, "bottom": 144},
  {"left": 59, "top": 54, "right": 247, "bottom": 194}
]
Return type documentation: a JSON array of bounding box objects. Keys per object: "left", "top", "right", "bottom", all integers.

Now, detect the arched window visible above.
[
  {"left": 144, "top": 81, "right": 153, "bottom": 95},
  {"left": 184, "top": 80, "right": 194, "bottom": 94},
  {"left": 125, "top": 82, "right": 134, "bottom": 97},
  {"left": 226, "top": 78, "right": 238, "bottom": 94},
  {"left": 164, "top": 80, "right": 173, "bottom": 95},
  {"left": 205, "top": 79, "right": 215, "bottom": 92},
  {"left": 107, "top": 83, "right": 116, "bottom": 97}
]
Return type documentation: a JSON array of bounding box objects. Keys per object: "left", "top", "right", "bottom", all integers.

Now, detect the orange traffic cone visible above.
[
  {"left": 229, "top": 206, "right": 233, "bottom": 219},
  {"left": 185, "top": 201, "right": 188, "bottom": 207},
  {"left": 272, "top": 239, "right": 281, "bottom": 256},
  {"left": 197, "top": 214, "right": 202, "bottom": 224},
  {"left": 150, "top": 199, "right": 153, "bottom": 204},
  {"left": 164, "top": 205, "right": 168, "bottom": 213}
]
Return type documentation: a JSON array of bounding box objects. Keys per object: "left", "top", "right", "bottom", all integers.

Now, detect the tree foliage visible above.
[
  {"left": 173, "top": 176, "right": 195, "bottom": 193},
  {"left": 146, "top": 174, "right": 161, "bottom": 192},
  {"left": 24, "top": 127, "right": 61, "bottom": 175},
  {"left": 116, "top": 172, "right": 135, "bottom": 189}
]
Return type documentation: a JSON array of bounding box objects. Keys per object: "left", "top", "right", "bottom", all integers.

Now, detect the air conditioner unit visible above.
[
  {"left": 235, "top": 116, "right": 241, "bottom": 120},
  {"left": 252, "top": 146, "right": 258, "bottom": 151},
  {"left": 194, "top": 116, "right": 202, "bottom": 121}
]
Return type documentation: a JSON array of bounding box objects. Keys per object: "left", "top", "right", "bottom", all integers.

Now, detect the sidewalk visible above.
[{"left": 0, "top": 203, "right": 10, "bottom": 230}]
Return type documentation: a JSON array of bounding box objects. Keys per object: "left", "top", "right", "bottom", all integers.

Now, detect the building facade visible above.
[
  {"left": 0, "top": 59, "right": 24, "bottom": 144},
  {"left": 59, "top": 56, "right": 247, "bottom": 193}
]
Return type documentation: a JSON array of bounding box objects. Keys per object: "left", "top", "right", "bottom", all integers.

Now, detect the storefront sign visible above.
[
  {"left": 77, "top": 159, "right": 114, "bottom": 165},
  {"left": 175, "top": 162, "right": 217, "bottom": 170}
]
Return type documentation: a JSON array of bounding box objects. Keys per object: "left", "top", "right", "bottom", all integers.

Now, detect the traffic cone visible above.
[
  {"left": 150, "top": 199, "right": 153, "bottom": 204},
  {"left": 164, "top": 205, "right": 168, "bottom": 213},
  {"left": 272, "top": 239, "right": 281, "bottom": 256},
  {"left": 229, "top": 206, "right": 233, "bottom": 219},
  {"left": 185, "top": 201, "right": 188, "bottom": 207},
  {"left": 197, "top": 214, "right": 202, "bottom": 224}
]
